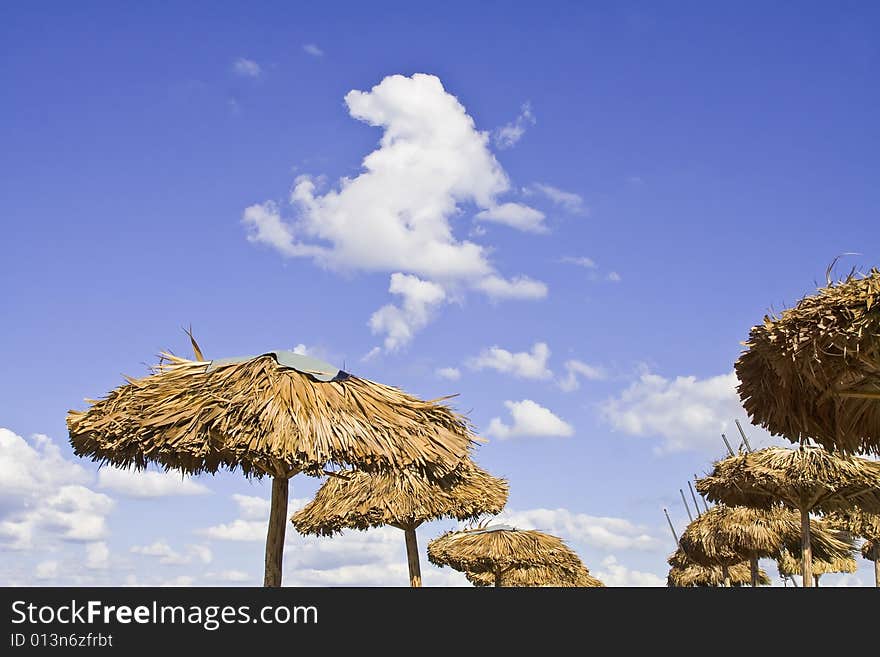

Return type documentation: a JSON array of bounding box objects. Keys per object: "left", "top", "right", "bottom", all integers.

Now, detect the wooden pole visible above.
[
  {"left": 721, "top": 433, "right": 735, "bottom": 456},
  {"left": 680, "top": 489, "right": 694, "bottom": 522},
  {"left": 694, "top": 475, "right": 710, "bottom": 512},
  {"left": 403, "top": 525, "right": 423, "bottom": 588},
  {"left": 800, "top": 507, "right": 813, "bottom": 587},
  {"left": 874, "top": 549, "right": 879, "bottom": 588},
  {"left": 687, "top": 482, "right": 701, "bottom": 517},
  {"left": 494, "top": 568, "right": 503, "bottom": 587},
  {"left": 263, "top": 475, "right": 289, "bottom": 587},
  {"left": 749, "top": 556, "right": 759, "bottom": 587},
  {"left": 663, "top": 508, "right": 679, "bottom": 545},
  {"left": 735, "top": 419, "right": 754, "bottom": 452},
  {"left": 814, "top": 575, "right": 820, "bottom": 587},
  {"left": 722, "top": 564, "right": 731, "bottom": 587}
]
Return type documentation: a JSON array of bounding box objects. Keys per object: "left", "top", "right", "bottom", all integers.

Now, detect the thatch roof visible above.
[
  {"left": 695, "top": 446, "right": 880, "bottom": 514},
  {"left": 67, "top": 351, "right": 475, "bottom": 477},
  {"left": 776, "top": 549, "right": 858, "bottom": 578},
  {"left": 735, "top": 268, "right": 880, "bottom": 454},
  {"left": 427, "top": 526, "right": 583, "bottom": 576},
  {"left": 678, "top": 505, "right": 854, "bottom": 567},
  {"left": 831, "top": 508, "right": 880, "bottom": 542},
  {"left": 667, "top": 562, "right": 768, "bottom": 587},
  {"left": 291, "top": 463, "right": 508, "bottom": 535},
  {"left": 466, "top": 565, "right": 605, "bottom": 588}
]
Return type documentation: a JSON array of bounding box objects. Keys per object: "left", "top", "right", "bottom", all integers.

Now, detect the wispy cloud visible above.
[
  {"left": 493, "top": 101, "right": 535, "bottom": 149},
  {"left": 475, "top": 203, "right": 546, "bottom": 233},
  {"left": 485, "top": 399, "right": 573, "bottom": 439},
  {"left": 303, "top": 44, "right": 324, "bottom": 57},
  {"left": 467, "top": 342, "right": 552, "bottom": 380},
  {"left": 231, "top": 57, "right": 261, "bottom": 78},
  {"left": 560, "top": 256, "right": 597, "bottom": 269},
  {"left": 524, "top": 183, "right": 586, "bottom": 214}
]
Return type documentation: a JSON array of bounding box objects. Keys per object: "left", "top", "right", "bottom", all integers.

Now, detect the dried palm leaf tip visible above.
[
  {"left": 695, "top": 446, "right": 880, "bottom": 514},
  {"left": 67, "top": 351, "right": 476, "bottom": 478},
  {"left": 776, "top": 549, "right": 858, "bottom": 578},
  {"left": 678, "top": 505, "right": 854, "bottom": 567},
  {"left": 667, "top": 562, "right": 769, "bottom": 587},
  {"left": 291, "top": 463, "right": 509, "bottom": 535},
  {"left": 427, "top": 526, "right": 584, "bottom": 575},
  {"left": 466, "top": 564, "right": 604, "bottom": 588},
  {"left": 735, "top": 268, "right": 880, "bottom": 454},
  {"left": 862, "top": 539, "right": 879, "bottom": 560}
]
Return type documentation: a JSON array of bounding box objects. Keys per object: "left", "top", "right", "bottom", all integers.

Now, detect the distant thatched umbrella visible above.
[
  {"left": 466, "top": 564, "right": 604, "bottom": 588},
  {"left": 735, "top": 268, "right": 880, "bottom": 454},
  {"left": 678, "top": 505, "right": 853, "bottom": 587},
  {"left": 776, "top": 549, "right": 858, "bottom": 586},
  {"left": 666, "top": 549, "right": 768, "bottom": 587},
  {"left": 291, "top": 464, "right": 508, "bottom": 587},
  {"left": 696, "top": 446, "right": 880, "bottom": 587},
  {"left": 427, "top": 526, "right": 583, "bottom": 587},
  {"left": 833, "top": 509, "right": 880, "bottom": 587},
  {"left": 67, "top": 348, "right": 475, "bottom": 586}
]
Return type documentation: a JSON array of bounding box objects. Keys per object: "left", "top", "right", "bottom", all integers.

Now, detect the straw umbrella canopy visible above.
[
  {"left": 67, "top": 347, "right": 475, "bottom": 587},
  {"left": 427, "top": 526, "right": 583, "bottom": 587},
  {"left": 291, "top": 463, "right": 508, "bottom": 587},
  {"left": 735, "top": 268, "right": 880, "bottom": 454},
  {"left": 465, "top": 564, "right": 604, "bottom": 588},
  {"left": 776, "top": 549, "right": 857, "bottom": 586},
  {"left": 696, "top": 446, "right": 880, "bottom": 587},
  {"left": 833, "top": 509, "right": 880, "bottom": 587},
  {"left": 678, "top": 505, "right": 853, "bottom": 587},
  {"left": 667, "top": 562, "right": 768, "bottom": 587}
]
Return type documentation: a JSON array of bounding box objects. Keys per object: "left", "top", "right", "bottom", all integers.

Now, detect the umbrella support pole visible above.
[
  {"left": 721, "top": 564, "right": 730, "bottom": 587},
  {"left": 874, "top": 553, "right": 879, "bottom": 588},
  {"left": 494, "top": 569, "right": 503, "bottom": 588},
  {"left": 403, "top": 525, "right": 422, "bottom": 588},
  {"left": 800, "top": 508, "right": 813, "bottom": 588},
  {"left": 264, "top": 475, "right": 290, "bottom": 588},
  {"left": 749, "top": 556, "right": 759, "bottom": 587}
]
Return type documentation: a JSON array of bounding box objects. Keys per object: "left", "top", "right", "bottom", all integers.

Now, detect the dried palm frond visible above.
[
  {"left": 466, "top": 564, "right": 604, "bottom": 588},
  {"left": 667, "top": 562, "right": 768, "bottom": 587},
  {"left": 735, "top": 268, "right": 880, "bottom": 454},
  {"left": 427, "top": 526, "right": 583, "bottom": 577},
  {"left": 862, "top": 539, "right": 879, "bottom": 561},
  {"left": 292, "top": 463, "right": 508, "bottom": 535},
  {"left": 678, "top": 505, "right": 853, "bottom": 567},
  {"left": 776, "top": 549, "right": 857, "bottom": 578},
  {"left": 68, "top": 351, "right": 475, "bottom": 477}
]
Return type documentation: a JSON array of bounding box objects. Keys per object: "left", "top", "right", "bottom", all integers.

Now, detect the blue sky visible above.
[{"left": 2, "top": 2, "right": 878, "bottom": 586}]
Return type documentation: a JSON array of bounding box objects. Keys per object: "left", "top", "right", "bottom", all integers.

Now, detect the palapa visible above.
[
  {"left": 465, "top": 564, "right": 604, "bottom": 588},
  {"left": 833, "top": 509, "right": 880, "bottom": 586},
  {"left": 776, "top": 549, "right": 857, "bottom": 586},
  {"left": 427, "top": 525, "right": 583, "bottom": 587},
  {"left": 735, "top": 268, "right": 880, "bottom": 454},
  {"left": 678, "top": 505, "right": 853, "bottom": 586},
  {"left": 696, "top": 446, "right": 880, "bottom": 587},
  {"left": 667, "top": 562, "right": 769, "bottom": 587},
  {"left": 292, "top": 463, "right": 508, "bottom": 587},
  {"left": 67, "top": 346, "right": 475, "bottom": 587}
]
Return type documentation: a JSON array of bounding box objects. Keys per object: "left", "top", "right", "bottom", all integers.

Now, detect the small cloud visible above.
[
  {"left": 292, "top": 343, "right": 310, "bottom": 355},
  {"left": 485, "top": 399, "right": 573, "bottom": 439},
  {"left": 474, "top": 275, "right": 548, "bottom": 300},
  {"left": 557, "top": 359, "right": 606, "bottom": 392},
  {"left": 560, "top": 256, "right": 597, "bottom": 269},
  {"left": 369, "top": 273, "right": 447, "bottom": 352},
  {"left": 436, "top": 367, "right": 461, "bottom": 381},
  {"left": 85, "top": 542, "right": 110, "bottom": 570},
  {"left": 232, "top": 58, "right": 261, "bottom": 78},
  {"left": 35, "top": 561, "right": 59, "bottom": 580},
  {"left": 361, "top": 346, "right": 382, "bottom": 363},
  {"left": 467, "top": 342, "right": 552, "bottom": 380},
  {"left": 607, "top": 272, "right": 622, "bottom": 282},
  {"left": 97, "top": 466, "right": 210, "bottom": 498},
  {"left": 475, "top": 203, "right": 546, "bottom": 233},
  {"left": 524, "top": 183, "right": 586, "bottom": 215},
  {"left": 628, "top": 176, "right": 643, "bottom": 184},
  {"left": 303, "top": 43, "right": 324, "bottom": 57},
  {"left": 493, "top": 102, "right": 535, "bottom": 149}
]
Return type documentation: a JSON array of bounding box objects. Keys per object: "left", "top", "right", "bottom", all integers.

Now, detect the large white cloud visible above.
[
  {"left": 97, "top": 466, "right": 210, "bottom": 498},
  {"left": 485, "top": 399, "right": 574, "bottom": 439},
  {"left": 242, "top": 73, "right": 548, "bottom": 350},
  {"left": 368, "top": 273, "right": 446, "bottom": 352},
  {"left": 600, "top": 370, "right": 782, "bottom": 454},
  {"left": 467, "top": 342, "right": 553, "bottom": 380}
]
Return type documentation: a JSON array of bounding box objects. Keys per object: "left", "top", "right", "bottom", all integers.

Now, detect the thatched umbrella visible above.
[
  {"left": 678, "top": 505, "right": 853, "bottom": 586},
  {"left": 862, "top": 539, "right": 880, "bottom": 587},
  {"left": 465, "top": 564, "right": 604, "bottom": 587},
  {"left": 67, "top": 348, "right": 475, "bottom": 586},
  {"left": 833, "top": 509, "right": 880, "bottom": 586},
  {"left": 696, "top": 446, "right": 880, "bottom": 587},
  {"left": 776, "top": 549, "right": 858, "bottom": 586},
  {"left": 666, "top": 549, "right": 767, "bottom": 587},
  {"left": 735, "top": 268, "right": 880, "bottom": 454},
  {"left": 427, "top": 525, "right": 583, "bottom": 587},
  {"left": 291, "top": 464, "right": 508, "bottom": 587}
]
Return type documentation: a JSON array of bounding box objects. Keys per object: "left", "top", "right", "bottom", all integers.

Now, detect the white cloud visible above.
[
  {"left": 493, "top": 102, "right": 535, "bottom": 149},
  {"left": 35, "top": 561, "right": 59, "bottom": 580},
  {"left": 436, "top": 367, "right": 461, "bottom": 381},
  {"left": 198, "top": 494, "right": 307, "bottom": 542},
  {"left": 85, "top": 542, "right": 110, "bottom": 569},
  {"left": 130, "top": 541, "right": 212, "bottom": 565},
  {"left": 560, "top": 256, "right": 596, "bottom": 268},
  {"left": 303, "top": 43, "right": 324, "bottom": 57},
  {"left": 467, "top": 342, "right": 552, "bottom": 380},
  {"left": 607, "top": 271, "right": 621, "bottom": 282},
  {"left": 0, "top": 429, "right": 89, "bottom": 497},
  {"left": 97, "top": 466, "right": 210, "bottom": 498},
  {"left": 485, "top": 399, "right": 574, "bottom": 439},
  {"left": 558, "top": 359, "right": 606, "bottom": 392},
  {"left": 497, "top": 508, "right": 660, "bottom": 551},
  {"left": 232, "top": 58, "right": 261, "bottom": 78},
  {"left": 473, "top": 275, "right": 548, "bottom": 300},
  {"left": 600, "top": 370, "right": 781, "bottom": 454},
  {"left": 369, "top": 273, "right": 446, "bottom": 352},
  {"left": 206, "top": 569, "right": 252, "bottom": 583},
  {"left": 594, "top": 556, "right": 665, "bottom": 587},
  {"left": 475, "top": 203, "right": 546, "bottom": 233},
  {"left": 524, "top": 183, "right": 586, "bottom": 214},
  {"left": 242, "top": 74, "right": 547, "bottom": 349},
  {"left": 292, "top": 343, "right": 310, "bottom": 355},
  {"left": 232, "top": 494, "right": 271, "bottom": 520}
]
